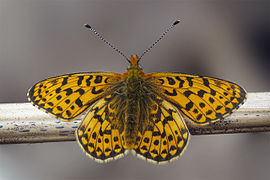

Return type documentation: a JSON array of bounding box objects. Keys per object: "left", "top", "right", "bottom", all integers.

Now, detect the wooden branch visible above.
[{"left": 0, "top": 92, "right": 269, "bottom": 144}]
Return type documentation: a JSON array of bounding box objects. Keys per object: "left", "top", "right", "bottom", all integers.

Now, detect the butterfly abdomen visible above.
[{"left": 124, "top": 98, "right": 140, "bottom": 149}]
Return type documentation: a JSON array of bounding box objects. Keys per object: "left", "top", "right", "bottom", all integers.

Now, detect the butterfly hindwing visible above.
[
  {"left": 147, "top": 73, "right": 247, "bottom": 125},
  {"left": 134, "top": 95, "right": 190, "bottom": 163},
  {"left": 27, "top": 72, "right": 122, "bottom": 120},
  {"left": 77, "top": 95, "right": 127, "bottom": 162}
]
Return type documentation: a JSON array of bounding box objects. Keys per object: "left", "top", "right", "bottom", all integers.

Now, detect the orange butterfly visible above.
[{"left": 28, "top": 20, "right": 246, "bottom": 163}]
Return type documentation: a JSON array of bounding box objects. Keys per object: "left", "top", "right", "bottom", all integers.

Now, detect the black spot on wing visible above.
[
  {"left": 196, "top": 114, "right": 202, "bottom": 120},
  {"left": 216, "top": 105, "right": 222, "bottom": 110},
  {"left": 64, "top": 88, "right": 73, "bottom": 95},
  {"left": 56, "top": 87, "right": 61, "bottom": 93},
  {"left": 210, "top": 89, "right": 216, "bottom": 96},
  {"left": 183, "top": 90, "right": 193, "bottom": 97},
  {"left": 57, "top": 106, "right": 63, "bottom": 111},
  {"left": 75, "top": 98, "right": 83, "bottom": 107},
  {"left": 144, "top": 137, "right": 150, "bottom": 143},
  {"left": 209, "top": 97, "right": 215, "bottom": 104},
  {"left": 91, "top": 87, "right": 104, "bottom": 94},
  {"left": 77, "top": 76, "right": 84, "bottom": 86},
  {"left": 168, "top": 135, "right": 173, "bottom": 141},
  {"left": 94, "top": 76, "right": 102, "bottom": 84},
  {"left": 164, "top": 89, "right": 177, "bottom": 96},
  {"left": 186, "top": 77, "right": 193, "bottom": 87},
  {"left": 203, "top": 78, "right": 210, "bottom": 87},
  {"left": 198, "top": 90, "right": 207, "bottom": 98},
  {"left": 166, "top": 77, "right": 175, "bottom": 85},
  {"left": 185, "top": 102, "right": 194, "bottom": 111},
  {"left": 62, "top": 77, "right": 68, "bottom": 86},
  {"left": 104, "top": 78, "right": 109, "bottom": 83},
  {"left": 66, "top": 110, "right": 71, "bottom": 117},
  {"left": 199, "top": 102, "right": 205, "bottom": 108},
  {"left": 56, "top": 95, "right": 62, "bottom": 100},
  {"left": 206, "top": 110, "right": 213, "bottom": 115},
  {"left": 175, "top": 76, "right": 185, "bottom": 88},
  {"left": 75, "top": 88, "right": 85, "bottom": 95},
  {"left": 86, "top": 75, "right": 93, "bottom": 86},
  {"left": 158, "top": 79, "right": 165, "bottom": 85},
  {"left": 48, "top": 102, "right": 54, "bottom": 106}
]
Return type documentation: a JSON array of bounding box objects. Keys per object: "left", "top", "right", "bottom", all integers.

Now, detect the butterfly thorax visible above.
[
  {"left": 125, "top": 55, "right": 144, "bottom": 94},
  {"left": 122, "top": 55, "right": 145, "bottom": 149}
]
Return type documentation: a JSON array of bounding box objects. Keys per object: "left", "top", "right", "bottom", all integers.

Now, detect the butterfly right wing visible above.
[
  {"left": 134, "top": 95, "right": 190, "bottom": 163},
  {"left": 77, "top": 94, "right": 127, "bottom": 162},
  {"left": 28, "top": 72, "right": 122, "bottom": 121}
]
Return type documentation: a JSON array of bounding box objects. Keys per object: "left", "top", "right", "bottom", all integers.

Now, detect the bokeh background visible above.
[{"left": 0, "top": 0, "right": 269, "bottom": 180}]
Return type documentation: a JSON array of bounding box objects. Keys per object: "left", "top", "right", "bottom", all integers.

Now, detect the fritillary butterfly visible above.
[{"left": 28, "top": 20, "right": 246, "bottom": 163}]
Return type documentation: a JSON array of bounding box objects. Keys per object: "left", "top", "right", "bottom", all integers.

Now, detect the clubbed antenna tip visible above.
[
  {"left": 173, "top": 19, "right": 181, "bottom": 26},
  {"left": 84, "top": 24, "right": 91, "bottom": 29}
]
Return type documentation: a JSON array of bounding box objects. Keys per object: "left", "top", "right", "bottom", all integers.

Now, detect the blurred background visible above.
[{"left": 0, "top": 0, "right": 269, "bottom": 180}]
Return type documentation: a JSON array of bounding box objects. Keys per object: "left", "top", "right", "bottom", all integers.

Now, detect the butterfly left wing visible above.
[
  {"left": 28, "top": 72, "right": 122, "bottom": 121},
  {"left": 77, "top": 94, "right": 127, "bottom": 162},
  {"left": 134, "top": 95, "right": 190, "bottom": 163},
  {"left": 146, "top": 73, "right": 247, "bottom": 125}
]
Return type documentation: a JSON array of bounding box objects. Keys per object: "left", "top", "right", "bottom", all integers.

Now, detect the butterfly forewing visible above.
[
  {"left": 147, "top": 73, "right": 247, "bottom": 125},
  {"left": 27, "top": 72, "right": 122, "bottom": 120},
  {"left": 134, "top": 95, "right": 190, "bottom": 163},
  {"left": 77, "top": 94, "right": 127, "bottom": 162}
]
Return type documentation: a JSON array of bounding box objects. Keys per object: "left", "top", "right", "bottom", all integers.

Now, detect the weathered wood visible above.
[{"left": 0, "top": 92, "right": 269, "bottom": 144}]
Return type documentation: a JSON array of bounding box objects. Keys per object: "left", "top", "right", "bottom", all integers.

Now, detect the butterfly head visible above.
[{"left": 129, "top": 55, "right": 142, "bottom": 70}]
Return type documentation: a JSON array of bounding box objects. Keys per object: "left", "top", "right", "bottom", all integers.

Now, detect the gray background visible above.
[{"left": 0, "top": 0, "right": 269, "bottom": 180}]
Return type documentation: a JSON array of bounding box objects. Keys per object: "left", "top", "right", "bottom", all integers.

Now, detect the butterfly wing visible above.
[
  {"left": 146, "top": 73, "right": 247, "bottom": 125},
  {"left": 77, "top": 94, "right": 127, "bottom": 162},
  {"left": 134, "top": 95, "right": 189, "bottom": 163},
  {"left": 28, "top": 72, "right": 122, "bottom": 120}
]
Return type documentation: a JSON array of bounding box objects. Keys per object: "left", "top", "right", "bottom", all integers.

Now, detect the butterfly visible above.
[{"left": 27, "top": 20, "right": 247, "bottom": 164}]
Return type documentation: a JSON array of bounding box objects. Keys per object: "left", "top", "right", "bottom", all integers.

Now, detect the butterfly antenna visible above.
[
  {"left": 138, "top": 19, "right": 182, "bottom": 62},
  {"left": 84, "top": 24, "right": 130, "bottom": 63}
]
